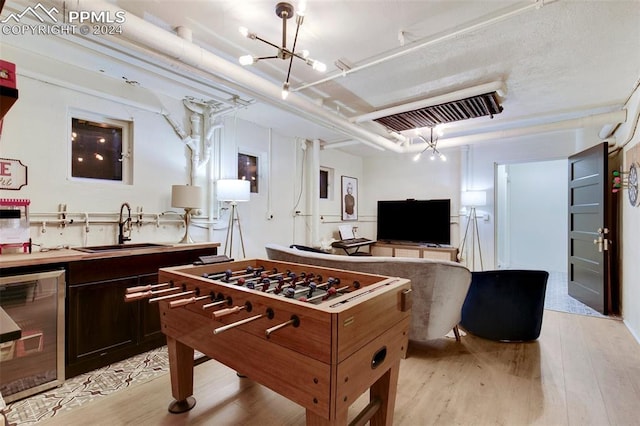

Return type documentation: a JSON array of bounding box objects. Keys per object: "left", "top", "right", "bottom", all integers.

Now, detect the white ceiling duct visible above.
[{"left": 352, "top": 81, "right": 507, "bottom": 124}]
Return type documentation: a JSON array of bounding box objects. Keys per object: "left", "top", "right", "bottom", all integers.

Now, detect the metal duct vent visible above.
[{"left": 373, "top": 92, "right": 503, "bottom": 132}]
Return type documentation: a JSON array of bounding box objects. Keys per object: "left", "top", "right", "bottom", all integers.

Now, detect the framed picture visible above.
[{"left": 341, "top": 176, "right": 358, "bottom": 221}]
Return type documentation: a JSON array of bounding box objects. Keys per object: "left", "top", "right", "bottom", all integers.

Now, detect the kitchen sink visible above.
[{"left": 73, "top": 243, "right": 168, "bottom": 253}]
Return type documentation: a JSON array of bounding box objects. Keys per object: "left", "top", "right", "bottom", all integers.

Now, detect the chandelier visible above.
[
  {"left": 412, "top": 126, "right": 446, "bottom": 162},
  {"left": 238, "top": 1, "right": 327, "bottom": 100}
]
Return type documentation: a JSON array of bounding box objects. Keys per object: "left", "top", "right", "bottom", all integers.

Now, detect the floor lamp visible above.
[
  {"left": 171, "top": 184, "right": 203, "bottom": 244},
  {"left": 459, "top": 190, "right": 486, "bottom": 271},
  {"left": 217, "top": 179, "right": 250, "bottom": 259}
]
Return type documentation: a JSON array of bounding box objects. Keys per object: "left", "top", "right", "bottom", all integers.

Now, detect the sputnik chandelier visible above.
[
  {"left": 412, "top": 126, "right": 447, "bottom": 162},
  {"left": 238, "top": 1, "right": 327, "bottom": 100}
]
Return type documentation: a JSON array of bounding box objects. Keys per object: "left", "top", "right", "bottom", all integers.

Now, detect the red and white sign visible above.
[{"left": 0, "top": 158, "right": 28, "bottom": 190}]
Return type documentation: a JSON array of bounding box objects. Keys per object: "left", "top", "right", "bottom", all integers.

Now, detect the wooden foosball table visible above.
[{"left": 126, "top": 258, "right": 412, "bottom": 425}]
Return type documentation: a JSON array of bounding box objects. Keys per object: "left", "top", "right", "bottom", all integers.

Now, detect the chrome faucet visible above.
[{"left": 118, "top": 202, "right": 132, "bottom": 244}]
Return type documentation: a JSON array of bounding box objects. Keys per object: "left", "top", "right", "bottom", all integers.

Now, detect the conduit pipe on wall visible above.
[
  {"left": 602, "top": 79, "right": 640, "bottom": 149},
  {"left": 311, "top": 139, "right": 321, "bottom": 246},
  {"left": 266, "top": 128, "right": 274, "bottom": 220},
  {"left": 49, "top": 0, "right": 404, "bottom": 153}
]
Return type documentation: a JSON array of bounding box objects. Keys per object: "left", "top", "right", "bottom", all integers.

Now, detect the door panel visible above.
[{"left": 568, "top": 142, "right": 618, "bottom": 314}]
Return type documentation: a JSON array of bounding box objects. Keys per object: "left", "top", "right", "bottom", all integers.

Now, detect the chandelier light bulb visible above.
[
  {"left": 312, "top": 60, "right": 327, "bottom": 72},
  {"left": 440, "top": 154, "right": 447, "bottom": 161},
  {"left": 239, "top": 26, "right": 249, "bottom": 37},
  {"left": 239, "top": 55, "right": 255, "bottom": 66},
  {"left": 301, "top": 49, "right": 310, "bottom": 59},
  {"left": 297, "top": 0, "right": 307, "bottom": 16},
  {"left": 281, "top": 82, "right": 290, "bottom": 100},
  {"left": 413, "top": 152, "right": 422, "bottom": 162},
  {"left": 430, "top": 154, "right": 436, "bottom": 161}
]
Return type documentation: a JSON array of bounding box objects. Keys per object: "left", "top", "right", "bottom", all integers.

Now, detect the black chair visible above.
[{"left": 460, "top": 270, "right": 549, "bottom": 342}]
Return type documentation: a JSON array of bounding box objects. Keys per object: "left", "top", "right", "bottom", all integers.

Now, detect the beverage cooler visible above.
[{"left": 0, "top": 270, "right": 65, "bottom": 403}]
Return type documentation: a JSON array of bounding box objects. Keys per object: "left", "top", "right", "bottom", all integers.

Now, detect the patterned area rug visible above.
[{"left": 3, "top": 346, "right": 169, "bottom": 425}]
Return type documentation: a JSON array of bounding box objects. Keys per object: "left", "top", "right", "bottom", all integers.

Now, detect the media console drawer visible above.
[{"left": 371, "top": 242, "right": 458, "bottom": 262}]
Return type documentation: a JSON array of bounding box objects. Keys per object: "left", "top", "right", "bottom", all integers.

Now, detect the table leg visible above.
[
  {"left": 305, "top": 408, "right": 349, "bottom": 426},
  {"left": 166, "top": 336, "right": 196, "bottom": 413},
  {"left": 369, "top": 361, "right": 400, "bottom": 426}
]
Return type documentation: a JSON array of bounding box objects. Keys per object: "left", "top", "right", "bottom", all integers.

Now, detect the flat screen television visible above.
[{"left": 376, "top": 199, "right": 451, "bottom": 245}]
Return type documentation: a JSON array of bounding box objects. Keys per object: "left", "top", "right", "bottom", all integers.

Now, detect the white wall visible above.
[
  {"left": 0, "top": 55, "right": 194, "bottom": 248},
  {"left": 0, "top": 43, "right": 303, "bottom": 258},
  {"left": 618, "top": 85, "right": 640, "bottom": 341},
  {"left": 499, "top": 160, "right": 568, "bottom": 272},
  {"left": 362, "top": 149, "right": 462, "bottom": 247},
  {"left": 214, "top": 116, "right": 299, "bottom": 259},
  {"left": 317, "top": 148, "right": 364, "bottom": 244},
  {"left": 464, "top": 131, "right": 600, "bottom": 270}
]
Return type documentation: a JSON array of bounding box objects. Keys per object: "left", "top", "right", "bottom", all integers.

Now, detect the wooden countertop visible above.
[{"left": 0, "top": 242, "right": 220, "bottom": 269}]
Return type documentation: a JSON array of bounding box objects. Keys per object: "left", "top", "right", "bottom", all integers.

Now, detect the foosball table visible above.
[{"left": 125, "top": 258, "right": 412, "bottom": 425}]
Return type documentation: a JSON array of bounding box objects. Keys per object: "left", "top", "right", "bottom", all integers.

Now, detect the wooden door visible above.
[{"left": 568, "top": 142, "right": 619, "bottom": 314}]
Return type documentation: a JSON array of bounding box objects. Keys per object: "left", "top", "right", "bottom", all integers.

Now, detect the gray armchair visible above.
[{"left": 265, "top": 243, "right": 472, "bottom": 342}]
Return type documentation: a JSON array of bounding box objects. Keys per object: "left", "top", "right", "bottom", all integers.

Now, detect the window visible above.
[
  {"left": 320, "top": 169, "right": 329, "bottom": 199},
  {"left": 238, "top": 152, "right": 258, "bottom": 193},
  {"left": 70, "top": 114, "right": 132, "bottom": 183},
  {"left": 320, "top": 167, "right": 334, "bottom": 200}
]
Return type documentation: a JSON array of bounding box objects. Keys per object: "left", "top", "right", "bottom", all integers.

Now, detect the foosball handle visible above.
[
  {"left": 168, "top": 396, "right": 196, "bottom": 413},
  {"left": 212, "top": 305, "right": 245, "bottom": 319}
]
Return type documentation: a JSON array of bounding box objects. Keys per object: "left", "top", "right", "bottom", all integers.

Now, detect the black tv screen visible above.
[{"left": 376, "top": 199, "right": 451, "bottom": 245}]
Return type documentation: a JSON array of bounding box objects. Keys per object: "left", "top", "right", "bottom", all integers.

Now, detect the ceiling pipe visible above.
[
  {"left": 351, "top": 80, "right": 506, "bottom": 123},
  {"left": 294, "top": 0, "right": 550, "bottom": 93},
  {"left": 404, "top": 109, "right": 628, "bottom": 151},
  {"left": 44, "top": 0, "right": 626, "bottom": 155},
  {"left": 48, "top": 0, "right": 404, "bottom": 153}
]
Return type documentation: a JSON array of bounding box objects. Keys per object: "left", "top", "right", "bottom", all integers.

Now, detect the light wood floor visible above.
[{"left": 40, "top": 310, "right": 640, "bottom": 426}]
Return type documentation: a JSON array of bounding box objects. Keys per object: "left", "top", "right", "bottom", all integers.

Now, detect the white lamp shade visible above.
[
  {"left": 461, "top": 190, "right": 487, "bottom": 207},
  {"left": 171, "top": 185, "right": 203, "bottom": 209},
  {"left": 217, "top": 179, "right": 250, "bottom": 202}
]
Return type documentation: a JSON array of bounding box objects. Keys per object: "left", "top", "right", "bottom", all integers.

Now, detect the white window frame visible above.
[{"left": 68, "top": 109, "right": 133, "bottom": 185}]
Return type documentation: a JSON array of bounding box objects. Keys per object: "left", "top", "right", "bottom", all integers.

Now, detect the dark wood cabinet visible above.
[
  {"left": 139, "top": 272, "right": 162, "bottom": 345},
  {"left": 65, "top": 247, "right": 217, "bottom": 378}
]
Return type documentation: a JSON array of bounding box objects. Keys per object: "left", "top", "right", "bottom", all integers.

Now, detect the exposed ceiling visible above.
[{"left": 2, "top": 0, "right": 640, "bottom": 156}]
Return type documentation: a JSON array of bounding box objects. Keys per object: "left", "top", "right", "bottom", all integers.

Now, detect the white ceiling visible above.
[{"left": 3, "top": 0, "right": 640, "bottom": 156}]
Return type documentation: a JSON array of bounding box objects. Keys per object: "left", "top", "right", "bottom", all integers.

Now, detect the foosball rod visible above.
[
  {"left": 169, "top": 294, "right": 212, "bottom": 308},
  {"left": 212, "top": 303, "right": 249, "bottom": 319},
  {"left": 265, "top": 315, "right": 300, "bottom": 338},
  {"left": 213, "top": 312, "right": 268, "bottom": 335},
  {"left": 125, "top": 286, "right": 182, "bottom": 301},
  {"left": 302, "top": 285, "right": 350, "bottom": 303},
  {"left": 204, "top": 266, "right": 263, "bottom": 280},
  {"left": 126, "top": 282, "right": 170, "bottom": 294},
  {"left": 202, "top": 299, "right": 229, "bottom": 310},
  {"left": 148, "top": 290, "right": 194, "bottom": 303}
]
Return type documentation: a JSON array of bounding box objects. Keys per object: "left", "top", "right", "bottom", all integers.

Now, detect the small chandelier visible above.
[
  {"left": 412, "top": 126, "right": 446, "bottom": 162},
  {"left": 238, "top": 1, "right": 327, "bottom": 100}
]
